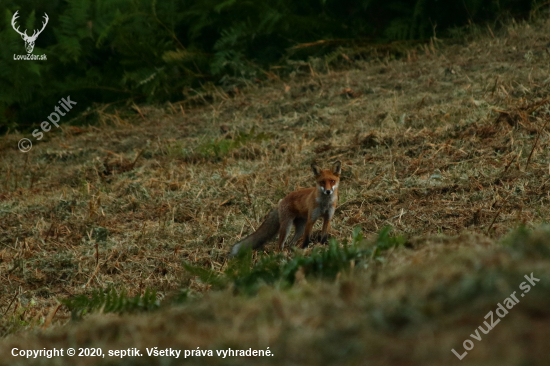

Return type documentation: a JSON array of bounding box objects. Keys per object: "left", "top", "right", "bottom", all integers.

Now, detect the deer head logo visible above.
[{"left": 11, "top": 11, "right": 49, "bottom": 54}]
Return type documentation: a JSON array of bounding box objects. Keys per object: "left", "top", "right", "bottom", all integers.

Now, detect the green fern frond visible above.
[{"left": 61, "top": 288, "right": 159, "bottom": 320}]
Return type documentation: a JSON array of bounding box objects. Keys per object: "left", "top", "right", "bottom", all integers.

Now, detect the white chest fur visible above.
[{"left": 311, "top": 192, "right": 337, "bottom": 221}]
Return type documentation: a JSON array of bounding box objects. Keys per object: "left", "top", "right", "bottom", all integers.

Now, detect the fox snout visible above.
[{"left": 323, "top": 189, "right": 333, "bottom": 195}]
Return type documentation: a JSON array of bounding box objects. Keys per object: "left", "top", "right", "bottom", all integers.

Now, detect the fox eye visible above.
[{"left": 331, "top": 180, "right": 335, "bottom": 184}]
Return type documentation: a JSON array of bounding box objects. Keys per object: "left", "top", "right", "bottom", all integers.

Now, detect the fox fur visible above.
[{"left": 229, "top": 161, "right": 341, "bottom": 257}]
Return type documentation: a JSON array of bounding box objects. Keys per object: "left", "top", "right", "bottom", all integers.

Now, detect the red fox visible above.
[{"left": 229, "top": 161, "right": 341, "bottom": 257}]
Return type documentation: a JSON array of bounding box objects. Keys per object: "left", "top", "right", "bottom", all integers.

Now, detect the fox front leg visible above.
[
  {"left": 320, "top": 215, "right": 331, "bottom": 244},
  {"left": 301, "top": 219, "right": 315, "bottom": 248}
]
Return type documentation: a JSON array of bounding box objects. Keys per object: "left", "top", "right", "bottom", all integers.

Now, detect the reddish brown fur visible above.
[
  {"left": 229, "top": 161, "right": 341, "bottom": 256},
  {"left": 277, "top": 161, "right": 341, "bottom": 249}
]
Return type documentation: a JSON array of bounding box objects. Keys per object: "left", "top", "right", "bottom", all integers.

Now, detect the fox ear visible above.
[
  {"left": 311, "top": 163, "right": 321, "bottom": 177},
  {"left": 332, "top": 160, "right": 342, "bottom": 176}
]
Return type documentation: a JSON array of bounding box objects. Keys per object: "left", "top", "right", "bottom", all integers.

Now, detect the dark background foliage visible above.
[{"left": 0, "top": 0, "right": 539, "bottom": 132}]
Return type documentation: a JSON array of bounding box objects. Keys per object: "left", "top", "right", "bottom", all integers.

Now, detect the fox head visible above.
[{"left": 311, "top": 161, "right": 341, "bottom": 195}]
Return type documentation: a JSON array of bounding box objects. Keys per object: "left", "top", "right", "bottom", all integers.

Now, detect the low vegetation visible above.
[{"left": 2, "top": 13, "right": 550, "bottom": 366}]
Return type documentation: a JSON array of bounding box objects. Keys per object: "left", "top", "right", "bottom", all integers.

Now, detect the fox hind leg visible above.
[
  {"left": 278, "top": 219, "right": 293, "bottom": 250},
  {"left": 288, "top": 218, "right": 306, "bottom": 247}
]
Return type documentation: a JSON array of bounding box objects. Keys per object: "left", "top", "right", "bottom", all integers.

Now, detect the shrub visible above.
[{"left": 1, "top": 0, "right": 540, "bottom": 131}]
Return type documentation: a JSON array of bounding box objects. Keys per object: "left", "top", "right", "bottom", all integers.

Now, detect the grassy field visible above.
[{"left": 2, "top": 16, "right": 550, "bottom": 366}]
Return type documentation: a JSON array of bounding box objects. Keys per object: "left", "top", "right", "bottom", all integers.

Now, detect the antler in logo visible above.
[{"left": 11, "top": 11, "right": 49, "bottom": 54}]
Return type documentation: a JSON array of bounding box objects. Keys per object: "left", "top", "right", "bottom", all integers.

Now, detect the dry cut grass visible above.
[{"left": 1, "top": 15, "right": 550, "bottom": 366}]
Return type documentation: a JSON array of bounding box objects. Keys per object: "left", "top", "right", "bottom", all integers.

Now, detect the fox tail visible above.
[{"left": 229, "top": 208, "right": 279, "bottom": 257}]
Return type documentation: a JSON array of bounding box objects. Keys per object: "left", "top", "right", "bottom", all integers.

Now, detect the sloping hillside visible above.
[{"left": 1, "top": 17, "right": 550, "bottom": 366}]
